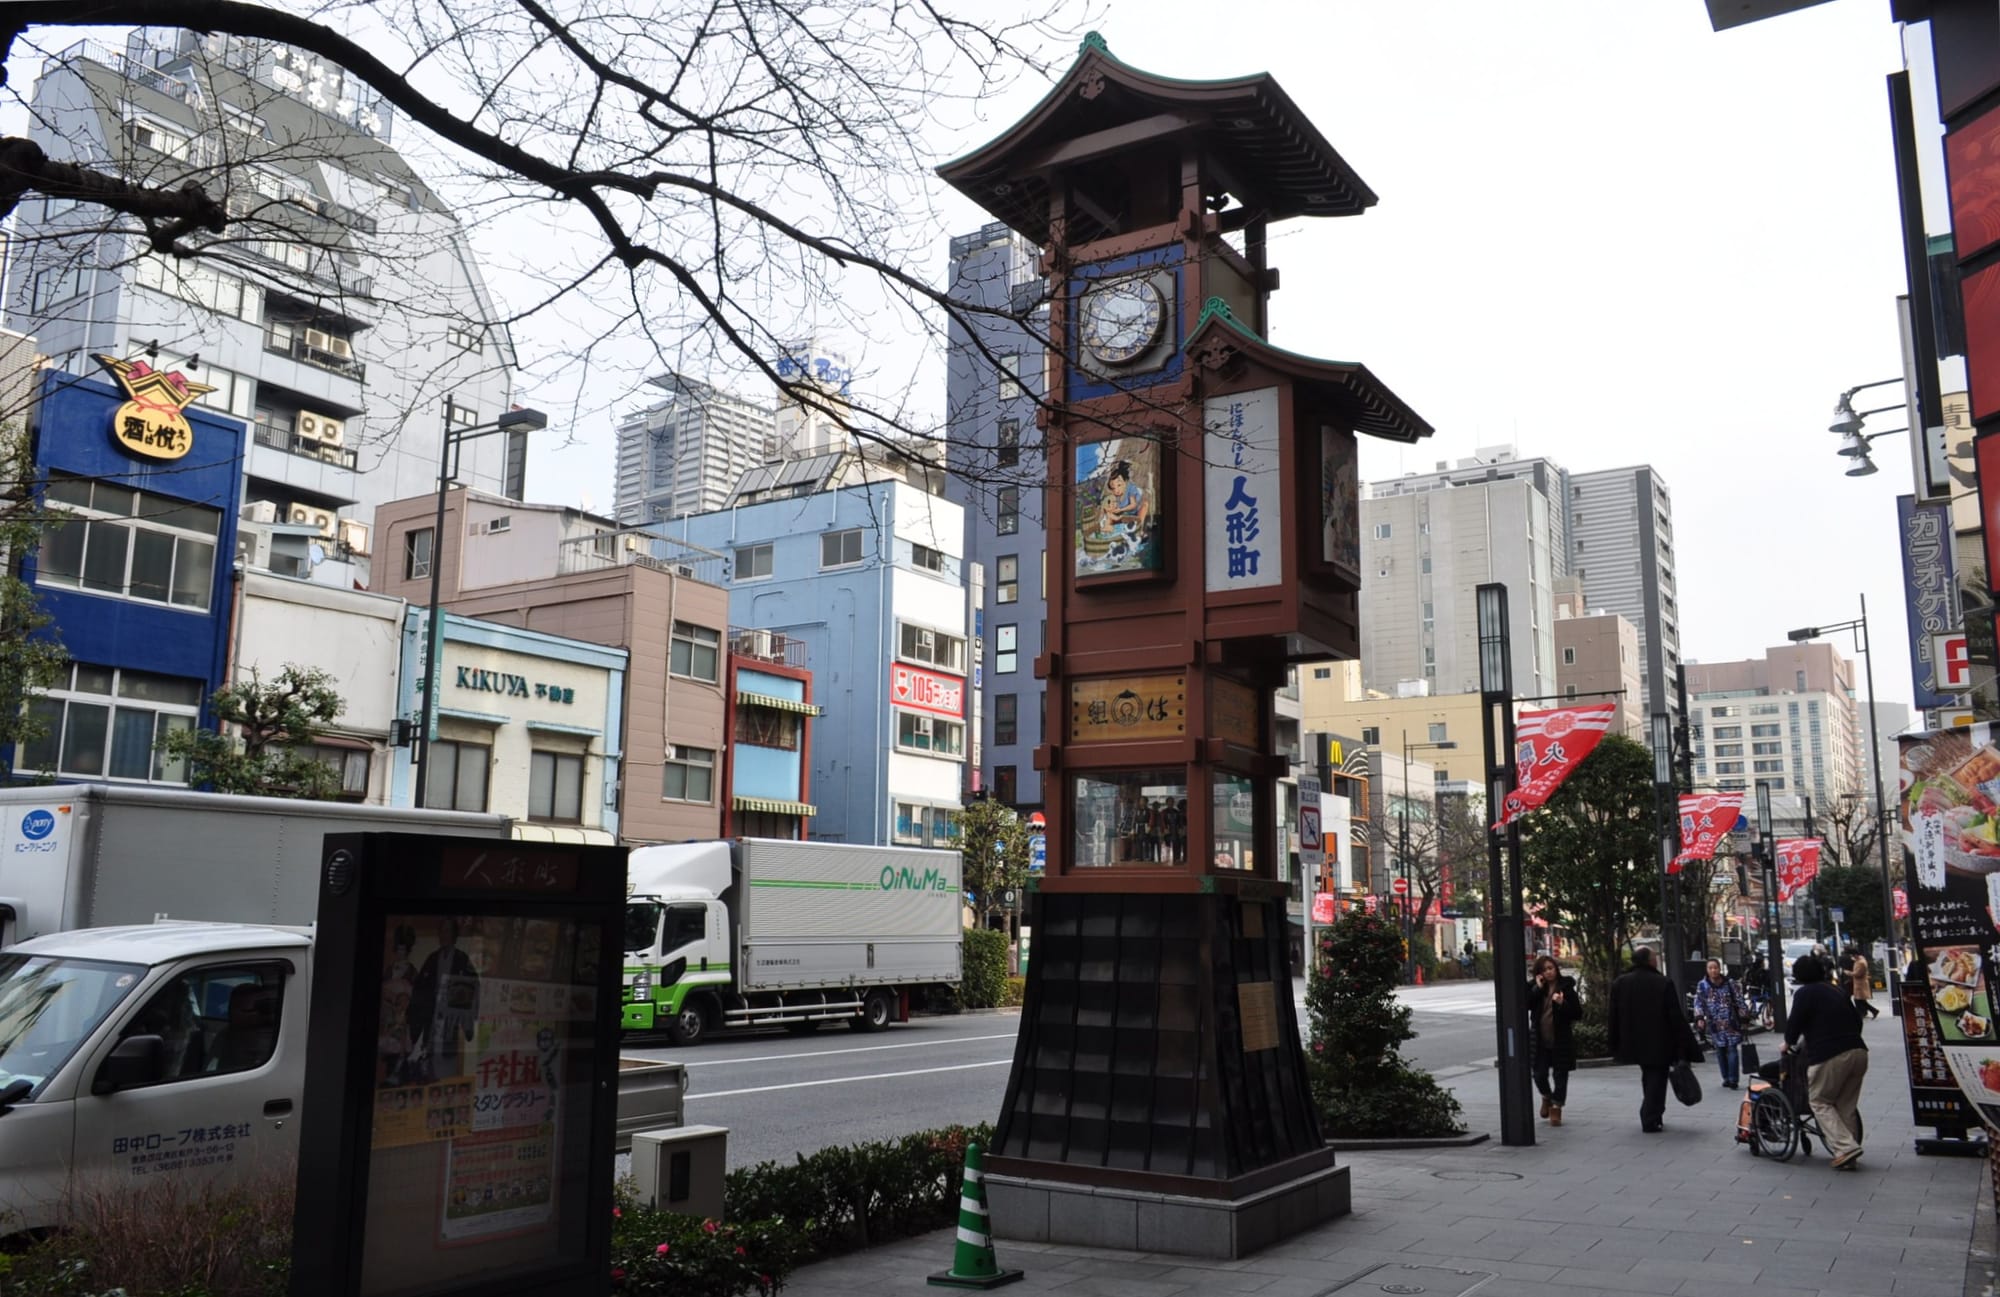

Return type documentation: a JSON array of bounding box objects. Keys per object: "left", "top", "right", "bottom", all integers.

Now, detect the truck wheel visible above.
[
  {"left": 851, "top": 991, "right": 894, "bottom": 1032},
  {"left": 666, "top": 1003, "right": 708, "bottom": 1047}
]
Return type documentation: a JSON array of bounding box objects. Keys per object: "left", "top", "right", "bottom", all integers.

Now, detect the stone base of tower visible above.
[{"left": 983, "top": 886, "right": 1345, "bottom": 1258}]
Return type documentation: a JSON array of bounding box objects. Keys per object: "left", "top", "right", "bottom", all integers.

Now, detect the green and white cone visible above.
[{"left": 928, "top": 1142, "right": 1024, "bottom": 1289}]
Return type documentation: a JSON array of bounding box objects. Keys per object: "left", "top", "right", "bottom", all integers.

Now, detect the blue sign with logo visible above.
[
  {"left": 21, "top": 809, "right": 53, "bottom": 840},
  {"left": 1030, "top": 832, "right": 1046, "bottom": 872}
]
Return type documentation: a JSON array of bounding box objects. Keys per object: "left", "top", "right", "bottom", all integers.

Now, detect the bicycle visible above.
[{"left": 1737, "top": 1048, "right": 1863, "bottom": 1162}]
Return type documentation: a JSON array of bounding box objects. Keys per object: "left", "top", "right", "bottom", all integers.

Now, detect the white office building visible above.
[
  {"left": 613, "top": 373, "right": 776, "bottom": 525},
  {"left": 1568, "top": 465, "right": 1681, "bottom": 722}
]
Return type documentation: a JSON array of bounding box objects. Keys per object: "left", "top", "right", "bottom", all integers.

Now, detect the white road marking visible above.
[
  {"left": 664, "top": 1032, "right": 1018, "bottom": 1069},
  {"left": 689, "top": 1059, "right": 1012, "bottom": 1100},
  {"left": 1396, "top": 989, "right": 1499, "bottom": 1017}
]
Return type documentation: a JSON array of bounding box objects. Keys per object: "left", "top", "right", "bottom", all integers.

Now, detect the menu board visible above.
[
  {"left": 359, "top": 912, "right": 602, "bottom": 1295},
  {"left": 1899, "top": 730, "right": 2000, "bottom": 1136}
]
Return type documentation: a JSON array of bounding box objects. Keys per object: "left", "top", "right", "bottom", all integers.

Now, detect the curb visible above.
[
  {"left": 1487, "top": 1056, "right": 1621, "bottom": 1069},
  {"left": 1326, "top": 1131, "right": 1491, "bottom": 1152}
]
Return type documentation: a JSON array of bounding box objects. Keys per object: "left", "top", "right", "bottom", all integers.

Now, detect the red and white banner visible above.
[
  {"left": 1894, "top": 886, "right": 1910, "bottom": 919},
  {"left": 888, "top": 663, "right": 964, "bottom": 719},
  {"left": 1492, "top": 703, "right": 1619, "bottom": 829},
  {"left": 1775, "top": 838, "right": 1824, "bottom": 902},
  {"left": 1672, "top": 792, "right": 1744, "bottom": 873},
  {"left": 1310, "top": 892, "right": 1336, "bottom": 924}
]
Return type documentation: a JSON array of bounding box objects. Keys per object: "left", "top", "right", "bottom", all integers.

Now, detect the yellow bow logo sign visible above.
[{"left": 92, "top": 354, "right": 215, "bottom": 462}]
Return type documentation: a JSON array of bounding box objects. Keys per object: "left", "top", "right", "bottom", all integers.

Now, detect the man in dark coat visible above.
[
  {"left": 407, "top": 916, "right": 481, "bottom": 1082},
  {"left": 1608, "top": 946, "right": 1703, "bottom": 1132}
]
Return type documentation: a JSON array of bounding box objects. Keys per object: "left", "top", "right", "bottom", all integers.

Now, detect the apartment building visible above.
[
  {"left": 1568, "top": 466, "right": 1681, "bottom": 722},
  {"left": 1686, "top": 644, "right": 1863, "bottom": 805},
  {"left": 613, "top": 372, "right": 776, "bottom": 525}
]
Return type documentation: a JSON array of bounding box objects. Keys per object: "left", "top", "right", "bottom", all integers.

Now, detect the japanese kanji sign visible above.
[
  {"left": 1902, "top": 493, "right": 1961, "bottom": 710},
  {"left": 1068, "top": 673, "right": 1187, "bottom": 742},
  {"left": 1774, "top": 838, "right": 1824, "bottom": 902},
  {"left": 1492, "top": 703, "right": 1618, "bottom": 829},
  {"left": 890, "top": 663, "right": 965, "bottom": 719},
  {"left": 1672, "top": 791, "right": 1744, "bottom": 874},
  {"left": 1203, "top": 386, "right": 1283, "bottom": 592}
]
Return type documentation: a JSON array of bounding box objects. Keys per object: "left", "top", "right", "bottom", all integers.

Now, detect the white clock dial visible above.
[{"left": 1079, "top": 277, "right": 1166, "bottom": 366}]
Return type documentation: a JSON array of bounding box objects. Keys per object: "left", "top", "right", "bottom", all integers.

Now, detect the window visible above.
[
  {"left": 1374, "top": 523, "right": 1392, "bottom": 539},
  {"left": 125, "top": 116, "right": 192, "bottom": 161},
  {"left": 1717, "top": 761, "right": 1744, "bottom": 775},
  {"left": 404, "top": 528, "right": 434, "bottom": 581},
  {"left": 996, "top": 694, "right": 1018, "bottom": 746},
  {"left": 1565, "top": 685, "right": 1578, "bottom": 699},
  {"left": 912, "top": 543, "right": 946, "bottom": 574},
  {"left": 447, "top": 324, "right": 485, "bottom": 353},
  {"left": 663, "top": 746, "right": 716, "bottom": 802},
  {"left": 1562, "top": 647, "right": 1576, "bottom": 665},
  {"left": 997, "top": 419, "right": 1020, "bottom": 467},
  {"left": 1421, "top": 555, "right": 1432, "bottom": 574},
  {"left": 30, "top": 263, "right": 83, "bottom": 310},
  {"left": 1795, "top": 670, "right": 1808, "bottom": 692},
  {"left": 1752, "top": 742, "right": 1783, "bottom": 756},
  {"left": 898, "top": 622, "right": 967, "bottom": 672},
  {"left": 995, "top": 766, "right": 1018, "bottom": 806},
  {"left": 529, "top": 750, "right": 585, "bottom": 823},
  {"left": 896, "top": 711, "right": 965, "bottom": 757},
  {"left": 997, "top": 487, "right": 1019, "bottom": 535},
  {"left": 996, "top": 624, "right": 1018, "bottom": 675},
  {"left": 1713, "top": 725, "right": 1742, "bottom": 739},
  {"left": 1360, "top": 727, "right": 1380, "bottom": 746},
  {"left": 423, "top": 740, "right": 491, "bottom": 811},
  {"left": 669, "top": 621, "right": 720, "bottom": 682},
  {"left": 133, "top": 253, "right": 260, "bottom": 322},
  {"left": 1751, "top": 723, "right": 1781, "bottom": 737},
  {"left": 1753, "top": 759, "right": 1785, "bottom": 774},
  {"left": 39, "top": 474, "right": 220, "bottom": 612},
  {"left": 821, "top": 528, "right": 863, "bottom": 568},
  {"left": 1716, "top": 743, "right": 1743, "bottom": 756},
  {"left": 156, "top": 351, "right": 252, "bottom": 419},
  {"left": 735, "top": 543, "right": 773, "bottom": 580},
  {"left": 118, "top": 962, "right": 286, "bottom": 1083},
  {"left": 998, "top": 354, "right": 1022, "bottom": 400},
  {"left": 734, "top": 705, "right": 802, "bottom": 750},
  {"left": 996, "top": 555, "right": 1019, "bottom": 604},
  {"left": 1428, "top": 722, "right": 1447, "bottom": 743},
  {"left": 21, "top": 665, "right": 201, "bottom": 783},
  {"left": 1313, "top": 667, "right": 1331, "bottom": 680},
  {"left": 893, "top": 801, "right": 928, "bottom": 844},
  {"left": 297, "top": 743, "right": 370, "bottom": 799}
]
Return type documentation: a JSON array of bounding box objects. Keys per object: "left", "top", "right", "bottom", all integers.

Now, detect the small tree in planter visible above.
[{"left": 1305, "top": 909, "right": 1465, "bottom": 1138}]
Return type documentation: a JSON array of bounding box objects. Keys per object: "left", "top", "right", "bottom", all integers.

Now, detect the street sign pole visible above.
[
  {"left": 1476, "top": 582, "right": 1533, "bottom": 1147},
  {"left": 1299, "top": 773, "right": 1323, "bottom": 975}
]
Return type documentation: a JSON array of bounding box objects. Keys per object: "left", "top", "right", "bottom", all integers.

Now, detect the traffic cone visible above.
[{"left": 928, "top": 1142, "right": 1023, "bottom": 1289}]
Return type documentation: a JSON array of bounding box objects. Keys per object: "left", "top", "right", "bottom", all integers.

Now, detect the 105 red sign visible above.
[{"left": 890, "top": 663, "right": 964, "bottom": 719}]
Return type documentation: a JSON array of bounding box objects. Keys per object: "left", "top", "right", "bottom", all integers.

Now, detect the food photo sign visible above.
[{"left": 1900, "top": 729, "right": 2000, "bottom": 1137}]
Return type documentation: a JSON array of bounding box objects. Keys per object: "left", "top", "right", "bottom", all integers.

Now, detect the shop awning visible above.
[
  {"left": 732, "top": 796, "right": 817, "bottom": 817},
  {"left": 511, "top": 824, "right": 618, "bottom": 846},
  {"left": 735, "top": 691, "right": 822, "bottom": 716}
]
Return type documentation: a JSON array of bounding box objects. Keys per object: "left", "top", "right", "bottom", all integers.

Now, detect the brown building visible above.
[
  {"left": 1553, "top": 578, "right": 1644, "bottom": 736},
  {"left": 373, "top": 486, "right": 732, "bottom": 843}
]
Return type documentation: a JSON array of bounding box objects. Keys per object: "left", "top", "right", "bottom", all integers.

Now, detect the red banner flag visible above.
[
  {"left": 1894, "top": 887, "right": 1909, "bottom": 919},
  {"left": 1775, "top": 838, "right": 1824, "bottom": 902},
  {"left": 1492, "top": 703, "right": 1619, "bottom": 829},
  {"left": 1672, "top": 792, "right": 1744, "bottom": 874}
]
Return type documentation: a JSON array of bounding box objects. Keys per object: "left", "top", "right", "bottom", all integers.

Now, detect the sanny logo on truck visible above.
[
  {"left": 879, "top": 865, "right": 952, "bottom": 892},
  {"left": 21, "top": 809, "right": 54, "bottom": 840}
]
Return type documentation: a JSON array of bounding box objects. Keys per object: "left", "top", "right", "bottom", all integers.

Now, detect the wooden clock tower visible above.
[{"left": 939, "top": 34, "right": 1432, "bottom": 1256}]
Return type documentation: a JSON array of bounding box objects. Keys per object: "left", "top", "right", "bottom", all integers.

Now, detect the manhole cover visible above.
[
  {"left": 1431, "top": 1169, "right": 1522, "bottom": 1182},
  {"left": 1323, "top": 1264, "right": 1493, "bottom": 1297}
]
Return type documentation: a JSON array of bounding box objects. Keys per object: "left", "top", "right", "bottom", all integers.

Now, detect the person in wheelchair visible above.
[{"left": 1781, "top": 955, "right": 1868, "bottom": 1169}]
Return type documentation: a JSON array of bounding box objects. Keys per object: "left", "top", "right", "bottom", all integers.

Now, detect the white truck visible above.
[
  {"left": 0, "top": 784, "right": 508, "bottom": 947},
  {"left": 0, "top": 920, "right": 689, "bottom": 1239},
  {"left": 621, "top": 838, "right": 963, "bottom": 1043}
]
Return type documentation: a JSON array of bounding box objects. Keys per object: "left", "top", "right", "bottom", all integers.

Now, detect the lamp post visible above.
[
  {"left": 411, "top": 400, "right": 549, "bottom": 807},
  {"left": 1787, "top": 595, "right": 1901, "bottom": 1014},
  {"left": 1827, "top": 377, "right": 1908, "bottom": 478},
  {"left": 1399, "top": 732, "right": 1457, "bottom": 981},
  {"left": 1476, "top": 582, "right": 1534, "bottom": 1146},
  {"left": 1649, "top": 711, "right": 1687, "bottom": 994},
  {"left": 1755, "top": 780, "right": 1787, "bottom": 1034}
]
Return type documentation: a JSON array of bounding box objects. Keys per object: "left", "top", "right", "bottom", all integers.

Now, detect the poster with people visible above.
[
  {"left": 1898, "top": 730, "right": 1997, "bottom": 1136},
  {"left": 1073, "top": 437, "right": 1163, "bottom": 577}
]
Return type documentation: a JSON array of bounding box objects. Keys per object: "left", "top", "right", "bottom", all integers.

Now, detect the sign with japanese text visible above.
[
  {"left": 1773, "top": 838, "right": 1823, "bottom": 901},
  {"left": 1068, "top": 673, "right": 1187, "bottom": 743},
  {"left": 1672, "top": 792, "right": 1743, "bottom": 873},
  {"left": 1209, "top": 676, "right": 1260, "bottom": 748},
  {"left": 1202, "top": 386, "right": 1283, "bottom": 592},
  {"left": 889, "top": 663, "right": 965, "bottom": 719},
  {"left": 1492, "top": 704, "right": 1618, "bottom": 829},
  {"left": 93, "top": 352, "right": 213, "bottom": 461},
  {"left": 1311, "top": 892, "right": 1336, "bottom": 924},
  {"left": 1903, "top": 494, "right": 1961, "bottom": 710},
  {"left": 1298, "top": 774, "right": 1323, "bottom": 877}
]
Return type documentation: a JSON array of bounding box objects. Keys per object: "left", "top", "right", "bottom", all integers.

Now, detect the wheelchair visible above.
[{"left": 1735, "top": 1042, "right": 1862, "bottom": 1162}]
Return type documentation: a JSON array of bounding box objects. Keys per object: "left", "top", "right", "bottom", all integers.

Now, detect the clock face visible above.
[{"left": 1079, "top": 276, "right": 1166, "bottom": 367}]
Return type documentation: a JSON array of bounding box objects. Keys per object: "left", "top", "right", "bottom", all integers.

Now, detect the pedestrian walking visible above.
[
  {"left": 1691, "top": 958, "right": 1749, "bottom": 1089},
  {"left": 1608, "top": 946, "right": 1704, "bottom": 1132},
  {"left": 1845, "top": 945, "right": 1880, "bottom": 1020},
  {"left": 1783, "top": 955, "right": 1868, "bottom": 1169},
  {"left": 1526, "top": 954, "right": 1582, "bottom": 1126}
]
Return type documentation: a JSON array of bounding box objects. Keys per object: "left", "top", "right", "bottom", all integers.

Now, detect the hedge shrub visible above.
[
  {"left": 961, "top": 927, "right": 1009, "bottom": 1008},
  {"left": 1306, "top": 910, "right": 1465, "bottom": 1138}
]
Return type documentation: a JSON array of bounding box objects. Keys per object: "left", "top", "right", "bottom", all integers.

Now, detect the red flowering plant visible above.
[{"left": 608, "top": 1197, "right": 807, "bottom": 1297}]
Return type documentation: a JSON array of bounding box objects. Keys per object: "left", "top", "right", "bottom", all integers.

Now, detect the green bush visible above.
[
  {"left": 1306, "top": 911, "right": 1465, "bottom": 1138},
  {"left": 1002, "top": 975, "right": 1026, "bottom": 1007},
  {"left": 1572, "top": 1022, "right": 1609, "bottom": 1060},
  {"left": 1471, "top": 950, "right": 1494, "bottom": 980},
  {"left": 961, "top": 927, "right": 1009, "bottom": 1008},
  {"left": 1409, "top": 936, "right": 1438, "bottom": 979},
  {"left": 611, "top": 1209, "right": 805, "bottom": 1297}
]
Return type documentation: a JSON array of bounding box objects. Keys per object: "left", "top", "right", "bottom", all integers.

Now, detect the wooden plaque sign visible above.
[
  {"left": 1069, "top": 673, "right": 1187, "bottom": 743},
  {"left": 1238, "top": 981, "right": 1280, "bottom": 1053},
  {"left": 1210, "top": 677, "right": 1259, "bottom": 749}
]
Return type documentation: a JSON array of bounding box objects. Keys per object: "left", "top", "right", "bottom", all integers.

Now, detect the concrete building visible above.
[
  {"left": 1686, "top": 644, "right": 1863, "bottom": 805},
  {"left": 1858, "top": 698, "right": 1914, "bottom": 814},
  {"left": 1568, "top": 465, "right": 1681, "bottom": 723},
  {"left": 943, "top": 222, "right": 1047, "bottom": 809},
  {"left": 613, "top": 373, "right": 776, "bottom": 525},
  {"left": 1361, "top": 448, "right": 1565, "bottom": 699},
  {"left": 1553, "top": 579, "right": 1645, "bottom": 736},
  {"left": 1299, "top": 661, "right": 1488, "bottom": 787},
  {"left": 371, "top": 487, "right": 732, "bottom": 844},
  {"left": 8, "top": 33, "right": 520, "bottom": 583},
  {"left": 668, "top": 453, "right": 967, "bottom": 848},
  {"left": 722, "top": 633, "right": 820, "bottom": 839}
]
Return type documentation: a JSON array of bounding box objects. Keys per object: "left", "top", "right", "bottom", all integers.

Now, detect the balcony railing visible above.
[
  {"left": 556, "top": 529, "right": 727, "bottom": 585},
  {"left": 729, "top": 627, "right": 807, "bottom": 668},
  {"left": 251, "top": 420, "right": 359, "bottom": 470},
  {"left": 265, "top": 333, "right": 366, "bottom": 383}
]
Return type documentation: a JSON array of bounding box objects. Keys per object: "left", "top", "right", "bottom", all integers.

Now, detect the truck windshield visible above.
[
  {"left": 624, "top": 902, "right": 662, "bottom": 955},
  {"left": 0, "top": 954, "right": 145, "bottom": 1099}
]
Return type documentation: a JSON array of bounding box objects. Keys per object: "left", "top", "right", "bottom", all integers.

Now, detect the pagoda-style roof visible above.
[
  {"left": 1184, "top": 299, "right": 1432, "bottom": 444},
  {"left": 938, "top": 33, "right": 1375, "bottom": 246}
]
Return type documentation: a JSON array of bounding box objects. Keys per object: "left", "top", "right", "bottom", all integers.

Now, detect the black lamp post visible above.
[
  {"left": 1650, "top": 711, "right": 1687, "bottom": 994},
  {"left": 411, "top": 400, "right": 549, "bottom": 807},
  {"left": 1755, "top": 779, "right": 1787, "bottom": 1034},
  {"left": 1476, "top": 582, "right": 1534, "bottom": 1146}
]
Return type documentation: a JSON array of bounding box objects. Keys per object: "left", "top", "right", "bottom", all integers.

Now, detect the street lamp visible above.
[
  {"left": 1649, "top": 712, "right": 1686, "bottom": 993},
  {"left": 1787, "top": 596, "right": 1901, "bottom": 1014},
  {"left": 411, "top": 400, "right": 549, "bottom": 807},
  {"left": 1754, "top": 779, "right": 1787, "bottom": 1033},
  {"left": 1826, "top": 377, "right": 1907, "bottom": 477},
  {"left": 1400, "top": 731, "right": 1457, "bottom": 980},
  {"left": 1476, "top": 582, "right": 1534, "bottom": 1147}
]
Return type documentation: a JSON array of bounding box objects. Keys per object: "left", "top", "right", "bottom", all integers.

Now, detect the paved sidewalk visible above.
[{"left": 789, "top": 1011, "right": 1984, "bottom": 1297}]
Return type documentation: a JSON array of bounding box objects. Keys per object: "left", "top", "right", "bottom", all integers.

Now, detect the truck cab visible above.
[
  {"left": 0, "top": 923, "right": 311, "bottom": 1239},
  {"left": 623, "top": 891, "right": 729, "bottom": 1042}
]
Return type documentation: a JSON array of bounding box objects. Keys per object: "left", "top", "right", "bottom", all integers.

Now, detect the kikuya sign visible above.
[
  {"left": 93, "top": 353, "right": 215, "bottom": 461},
  {"left": 455, "top": 666, "right": 575, "bottom": 705}
]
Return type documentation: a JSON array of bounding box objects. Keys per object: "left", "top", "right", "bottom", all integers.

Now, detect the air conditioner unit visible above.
[
  {"left": 304, "top": 327, "right": 333, "bottom": 352},
  {"left": 296, "top": 412, "right": 346, "bottom": 447},
  {"left": 325, "top": 336, "right": 353, "bottom": 360},
  {"left": 624, "top": 535, "right": 642, "bottom": 552},
  {"left": 747, "top": 629, "right": 774, "bottom": 659},
  {"left": 337, "top": 519, "right": 370, "bottom": 555},
  {"left": 295, "top": 411, "right": 325, "bottom": 442},
  {"left": 287, "top": 503, "right": 317, "bottom": 526},
  {"left": 309, "top": 510, "right": 337, "bottom": 540},
  {"left": 673, "top": 564, "right": 696, "bottom": 578},
  {"left": 245, "top": 500, "right": 279, "bottom": 524}
]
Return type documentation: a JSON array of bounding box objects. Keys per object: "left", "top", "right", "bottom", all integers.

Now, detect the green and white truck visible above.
[{"left": 620, "top": 838, "right": 962, "bottom": 1043}]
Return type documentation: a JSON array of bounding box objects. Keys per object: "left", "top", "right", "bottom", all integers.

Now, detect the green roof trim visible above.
[
  {"left": 733, "top": 796, "right": 818, "bottom": 818},
  {"left": 1194, "top": 296, "right": 1249, "bottom": 336},
  {"left": 1079, "top": 30, "right": 1109, "bottom": 55}
]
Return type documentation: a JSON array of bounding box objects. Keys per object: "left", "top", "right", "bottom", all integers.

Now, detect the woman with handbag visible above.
[
  {"left": 1691, "top": 959, "right": 1749, "bottom": 1089},
  {"left": 1527, "top": 955, "right": 1583, "bottom": 1125}
]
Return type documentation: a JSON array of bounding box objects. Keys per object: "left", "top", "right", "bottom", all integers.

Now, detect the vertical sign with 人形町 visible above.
[
  {"left": 1204, "top": 387, "right": 1282, "bottom": 592},
  {"left": 1903, "top": 494, "right": 1961, "bottom": 711}
]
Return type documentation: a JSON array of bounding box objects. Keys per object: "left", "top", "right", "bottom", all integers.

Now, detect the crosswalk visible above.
[{"left": 1393, "top": 986, "right": 1499, "bottom": 1019}]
